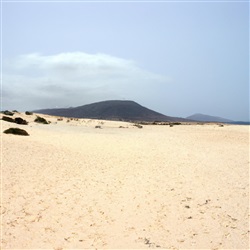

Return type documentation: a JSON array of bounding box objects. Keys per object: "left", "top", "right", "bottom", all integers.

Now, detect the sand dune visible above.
[{"left": 1, "top": 113, "right": 249, "bottom": 249}]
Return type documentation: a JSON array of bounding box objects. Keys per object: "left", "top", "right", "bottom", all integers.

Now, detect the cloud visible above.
[{"left": 3, "top": 52, "right": 170, "bottom": 110}]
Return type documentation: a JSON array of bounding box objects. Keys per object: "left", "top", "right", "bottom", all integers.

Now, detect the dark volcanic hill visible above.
[
  {"left": 186, "top": 113, "right": 233, "bottom": 123},
  {"left": 34, "top": 100, "right": 188, "bottom": 122}
]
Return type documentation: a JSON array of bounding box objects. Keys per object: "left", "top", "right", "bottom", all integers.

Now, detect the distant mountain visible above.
[
  {"left": 34, "top": 100, "right": 188, "bottom": 122},
  {"left": 228, "top": 121, "right": 250, "bottom": 125},
  {"left": 186, "top": 113, "right": 233, "bottom": 123}
]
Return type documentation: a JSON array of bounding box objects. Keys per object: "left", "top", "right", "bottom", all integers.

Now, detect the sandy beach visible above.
[{"left": 1, "top": 113, "right": 249, "bottom": 249}]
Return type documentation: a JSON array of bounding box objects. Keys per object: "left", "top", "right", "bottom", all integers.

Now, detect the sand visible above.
[{"left": 1, "top": 113, "right": 249, "bottom": 249}]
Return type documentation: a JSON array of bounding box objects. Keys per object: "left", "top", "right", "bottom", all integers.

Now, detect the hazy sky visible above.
[{"left": 2, "top": 0, "right": 249, "bottom": 121}]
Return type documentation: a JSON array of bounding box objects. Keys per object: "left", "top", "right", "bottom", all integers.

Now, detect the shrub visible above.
[
  {"left": 15, "top": 117, "right": 28, "bottom": 125},
  {"left": 3, "top": 128, "right": 29, "bottom": 136},
  {"left": 2, "top": 110, "right": 14, "bottom": 116},
  {"left": 34, "top": 116, "right": 49, "bottom": 124},
  {"left": 95, "top": 125, "right": 102, "bottom": 129},
  {"left": 133, "top": 124, "right": 143, "bottom": 129},
  {"left": 25, "top": 111, "right": 33, "bottom": 115},
  {"left": 169, "top": 122, "right": 181, "bottom": 127},
  {"left": 2, "top": 116, "right": 28, "bottom": 125},
  {"left": 2, "top": 116, "right": 16, "bottom": 123}
]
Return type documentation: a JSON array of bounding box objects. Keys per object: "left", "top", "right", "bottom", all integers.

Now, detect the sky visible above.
[{"left": 1, "top": 0, "right": 249, "bottom": 121}]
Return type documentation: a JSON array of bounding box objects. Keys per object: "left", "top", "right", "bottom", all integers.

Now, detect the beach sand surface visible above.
[{"left": 1, "top": 113, "right": 249, "bottom": 249}]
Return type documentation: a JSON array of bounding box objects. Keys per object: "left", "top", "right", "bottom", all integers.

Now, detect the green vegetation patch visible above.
[
  {"left": 15, "top": 117, "right": 28, "bottom": 125},
  {"left": 34, "top": 116, "right": 49, "bottom": 124},
  {"left": 2, "top": 110, "right": 14, "bottom": 116},
  {"left": 3, "top": 128, "right": 29, "bottom": 136},
  {"left": 2, "top": 116, "right": 16, "bottom": 123},
  {"left": 2, "top": 116, "right": 28, "bottom": 125}
]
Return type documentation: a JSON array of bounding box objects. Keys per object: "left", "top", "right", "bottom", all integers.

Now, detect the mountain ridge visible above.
[
  {"left": 34, "top": 100, "right": 188, "bottom": 122},
  {"left": 186, "top": 113, "right": 233, "bottom": 123}
]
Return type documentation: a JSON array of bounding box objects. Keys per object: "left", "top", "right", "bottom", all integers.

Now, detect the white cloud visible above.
[{"left": 3, "top": 52, "right": 170, "bottom": 110}]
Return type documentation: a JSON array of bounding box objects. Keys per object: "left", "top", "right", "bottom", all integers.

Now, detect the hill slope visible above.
[
  {"left": 34, "top": 100, "right": 187, "bottom": 122},
  {"left": 186, "top": 113, "right": 233, "bottom": 123}
]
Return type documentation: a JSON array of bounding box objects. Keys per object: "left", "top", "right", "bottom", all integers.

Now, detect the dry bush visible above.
[
  {"left": 3, "top": 128, "right": 29, "bottom": 136},
  {"left": 2, "top": 116, "right": 15, "bottom": 123},
  {"left": 34, "top": 116, "right": 49, "bottom": 124},
  {"left": 15, "top": 117, "right": 28, "bottom": 125},
  {"left": 2, "top": 110, "right": 14, "bottom": 116},
  {"left": 133, "top": 124, "right": 143, "bottom": 129}
]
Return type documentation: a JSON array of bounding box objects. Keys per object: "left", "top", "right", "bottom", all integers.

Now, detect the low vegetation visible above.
[
  {"left": 139, "top": 121, "right": 182, "bottom": 126},
  {"left": 3, "top": 128, "right": 29, "bottom": 136},
  {"left": 170, "top": 122, "right": 181, "bottom": 125},
  {"left": 2, "top": 116, "right": 28, "bottom": 125},
  {"left": 152, "top": 121, "right": 169, "bottom": 125},
  {"left": 2, "top": 116, "right": 16, "bottom": 123},
  {"left": 2, "top": 110, "right": 14, "bottom": 116},
  {"left": 15, "top": 117, "right": 28, "bottom": 125},
  {"left": 34, "top": 116, "right": 49, "bottom": 124},
  {"left": 133, "top": 124, "right": 143, "bottom": 129},
  {"left": 25, "top": 111, "right": 33, "bottom": 115},
  {"left": 169, "top": 122, "right": 181, "bottom": 127}
]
